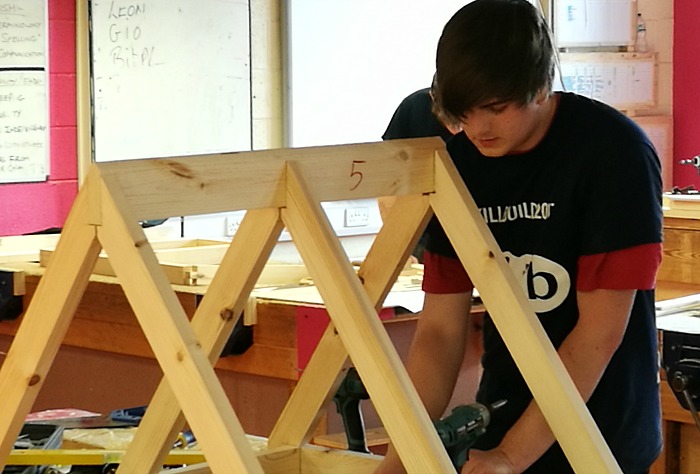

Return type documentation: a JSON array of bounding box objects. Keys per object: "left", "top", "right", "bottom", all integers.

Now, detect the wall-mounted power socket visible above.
[
  {"left": 344, "top": 207, "right": 370, "bottom": 227},
  {"left": 225, "top": 215, "right": 244, "bottom": 236}
]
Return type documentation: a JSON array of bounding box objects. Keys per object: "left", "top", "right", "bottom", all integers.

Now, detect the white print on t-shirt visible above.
[
  {"left": 479, "top": 202, "right": 555, "bottom": 224},
  {"left": 503, "top": 251, "right": 570, "bottom": 314}
]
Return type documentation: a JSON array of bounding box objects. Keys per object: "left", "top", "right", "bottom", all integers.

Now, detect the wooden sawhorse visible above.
[{"left": 0, "top": 138, "right": 620, "bottom": 473}]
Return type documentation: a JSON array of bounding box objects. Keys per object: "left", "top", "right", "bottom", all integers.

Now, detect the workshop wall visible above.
[
  {"left": 0, "top": 0, "right": 78, "bottom": 236},
  {"left": 0, "top": 0, "right": 693, "bottom": 236},
  {"left": 673, "top": 0, "right": 700, "bottom": 188},
  {"left": 0, "top": 0, "right": 283, "bottom": 238},
  {"left": 638, "top": 0, "right": 674, "bottom": 116}
]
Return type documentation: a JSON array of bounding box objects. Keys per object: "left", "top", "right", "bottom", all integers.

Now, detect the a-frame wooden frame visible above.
[{"left": 0, "top": 138, "right": 621, "bottom": 473}]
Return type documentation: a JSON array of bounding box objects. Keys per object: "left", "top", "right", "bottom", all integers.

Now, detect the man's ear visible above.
[{"left": 535, "top": 88, "right": 551, "bottom": 105}]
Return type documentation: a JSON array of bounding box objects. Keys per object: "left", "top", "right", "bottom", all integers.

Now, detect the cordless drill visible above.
[
  {"left": 333, "top": 367, "right": 371, "bottom": 453},
  {"left": 434, "top": 399, "right": 507, "bottom": 470},
  {"left": 333, "top": 367, "right": 505, "bottom": 468}
]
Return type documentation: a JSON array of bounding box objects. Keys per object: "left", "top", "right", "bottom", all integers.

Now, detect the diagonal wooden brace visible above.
[
  {"left": 0, "top": 187, "right": 102, "bottom": 468},
  {"left": 97, "top": 175, "right": 264, "bottom": 473},
  {"left": 117, "top": 208, "right": 284, "bottom": 473},
  {"left": 267, "top": 193, "right": 432, "bottom": 449},
  {"left": 281, "top": 162, "right": 453, "bottom": 473}
]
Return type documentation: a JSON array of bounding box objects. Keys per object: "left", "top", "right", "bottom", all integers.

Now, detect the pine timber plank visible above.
[
  {"left": 40, "top": 248, "right": 200, "bottom": 286},
  {"left": 267, "top": 193, "right": 431, "bottom": 450},
  {"left": 11, "top": 270, "right": 24, "bottom": 296},
  {"left": 0, "top": 186, "right": 103, "bottom": 468},
  {"left": 94, "top": 138, "right": 435, "bottom": 221},
  {"left": 281, "top": 162, "right": 452, "bottom": 473},
  {"left": 267, "top": 322, "right": 345, "bottom": 449},
  {"left": 0, "top": 234, "right": 61, "bottom": 264},
  {"left": 162, "top": 446, "right": 383, "bottom": 474},
  {"left": 313, "top": 426, "right": 390, "bottom": 452},
  {"left": 117, "top": 207, "right": 283, "bottom": 473},
  {"left": 96, "top": 173, "right": 263, "bottom": 474},
  {"left": 300, "top": 445, "right": 383, "bottom": 473},
  {"left": 39, "top": 240, "right": 239, "bottom": 286}
]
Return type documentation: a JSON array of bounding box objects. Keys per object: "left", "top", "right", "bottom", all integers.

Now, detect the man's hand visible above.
[{"left": 462, "top": 448, "right": 517, "bottom": 474}]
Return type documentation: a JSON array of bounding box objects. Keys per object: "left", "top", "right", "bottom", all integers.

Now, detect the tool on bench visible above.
[
  {"left": 334, "top": 367, "right": 505, "bottom": 469},
  {"left": 111, "top": 405, "right": 196, "bottom": 447},
  {"left": 333, "top": 367, "right": 371, "bottom": 453},
  {"left": 662, "top": 330, "right": 700, "bottom": 432}
]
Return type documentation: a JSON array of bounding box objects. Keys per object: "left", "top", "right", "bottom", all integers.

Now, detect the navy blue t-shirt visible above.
[
  {"left": 426, "top": 92, "right": 663, "bottom": 473},
  {"left": 382, "top": 88, "right": 454, "bottom": 142},
  {"left": 383, "top": 88, "right": 454, "bottom": 262}
]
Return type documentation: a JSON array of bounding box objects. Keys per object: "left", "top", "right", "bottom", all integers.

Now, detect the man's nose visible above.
[{"left": 464, "top": 111, "right": 490, "bottom": 136}]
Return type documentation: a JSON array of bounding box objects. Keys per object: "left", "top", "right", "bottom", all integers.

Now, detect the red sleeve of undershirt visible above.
[
  {"left": 422, "top": 250, "right": 474, "bottom": 294},
  {"left": 577, "top": 242, "right": 662, "bottom": 291},
  {"left": 423, "top": 243, "right": 661, "bottom": 294}
]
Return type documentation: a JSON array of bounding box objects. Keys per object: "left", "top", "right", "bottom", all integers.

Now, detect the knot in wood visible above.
[
  {"left": 220, "top": 308, "right": 234, "bottom": 321},
  {"left": 163, "top": 160, "right": 194, "bottom": 179},
  {"left": 27, "top": 374, "right": 41, "bottom": 386}
]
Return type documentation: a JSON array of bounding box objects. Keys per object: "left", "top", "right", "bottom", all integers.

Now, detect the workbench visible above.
[
  {"left": 1, "top": 220, "right": 696, "bottom": 470},
  {"left": 0, "top": 254, "right": 482, "bottom": 439},
  {"left": 651, "top": 211, "right": 700, "bottom": 474}
]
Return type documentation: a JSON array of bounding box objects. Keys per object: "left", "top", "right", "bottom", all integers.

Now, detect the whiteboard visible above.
[
  {"left": 553, "top": 0, "right": 635, "bottom": 48},
  {"left": 90, "top": 0, "right": 251, "bottom": 162},
  {"left": 285, "top": 0, "right": 468, "bottom": 148},
  {"left": 555, "top": 53, "right": 656, "bottom": 110}
]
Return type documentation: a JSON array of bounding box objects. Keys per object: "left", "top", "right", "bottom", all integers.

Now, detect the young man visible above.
[
  {"left": 376, "top": 1, "right": 662, "bottom": 473},
  {"left": 382, "top": 86, "right": 457, "bottom": 144}
]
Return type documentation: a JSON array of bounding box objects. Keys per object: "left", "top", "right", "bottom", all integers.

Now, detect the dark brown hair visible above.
[{"left": 434, "top": 0, "right": 556, "bottom": 124}]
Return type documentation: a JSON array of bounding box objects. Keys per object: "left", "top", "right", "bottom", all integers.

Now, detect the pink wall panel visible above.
[
  {"left": 673, "top": 1, "right": 700, "bottom": 188},
  {"left": 50, "top": 127, "right": 77, "bottom": 181},
  {"left": 49, "top": 74, "right": 77, "bottom": 128},
  {"left": 0, "top": 180, "right": 76, "bottom": 235},
  {"left": 48, "top": 21, "right": 76, "bottom": 74},
  {"left": 0, "top": 1, "right": 77, "bottom": 236},
  {"left": 49, "top": 0, "right": 76, "bottom": 21}
]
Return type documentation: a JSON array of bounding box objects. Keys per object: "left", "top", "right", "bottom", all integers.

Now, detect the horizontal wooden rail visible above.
[{"left": 94, "top": 137, "right": 438, "bottom": 221}]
